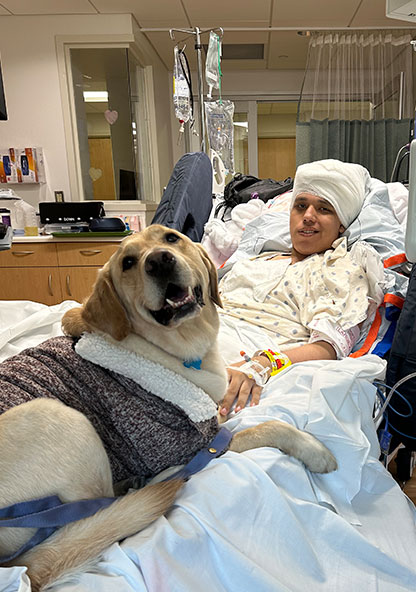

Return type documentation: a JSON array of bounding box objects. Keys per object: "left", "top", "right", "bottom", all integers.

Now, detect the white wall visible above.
[
  {"left": 0, "top": 14, "right": 173, "bottom": 208},
  {"left": 0, "top": 13, "right": 304, "bottom": 209},
  {"left": 258, "top": 113, "right": 297, "bottom": 138}
]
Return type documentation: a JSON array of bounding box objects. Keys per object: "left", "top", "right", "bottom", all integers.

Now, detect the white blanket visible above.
[{"left": 0, "top": 300, "right": 415, "bottom": 592}]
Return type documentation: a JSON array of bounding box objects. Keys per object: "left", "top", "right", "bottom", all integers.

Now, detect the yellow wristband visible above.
[
  {"left": 257, "top": 349, "right": 278, "bottom": 375},
  {"left": 254, "top": 349, "right": 291, "bottom": 376}
]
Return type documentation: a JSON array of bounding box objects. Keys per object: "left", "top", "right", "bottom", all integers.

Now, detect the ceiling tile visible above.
[
  {"left": 93, "top": 0, "right": 189, "bottom": 28},
  {"left": 0, "top": 0, "right": 97, "bottom": 15},
  {"left": 267, "top": 31, "right": 309, "bottom": 70},
  {"left": 351, "top": 0, "right": 416, "bottom": 27},
  {"left": 183, "top": 0, "right": 270, "bottom": 27},
  {"left": 271, "top": 0, "right": 357, "bottom": 27}
]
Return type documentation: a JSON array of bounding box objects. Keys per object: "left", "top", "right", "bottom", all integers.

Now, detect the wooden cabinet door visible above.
[
  {"left": 0, "top": 243, "right": 58, "bottom": 267},
  {"left": 258, "top": 138, "right": 296, "bottom": 180},
  {"left": 0, "top": 268, "right": 63, "bottom": 305},
  {"left": 56, "top": 242, "right": 119, "bottom": 267},
  {"left": 59, "top": 267, "right": 101, "bottom": 303}
]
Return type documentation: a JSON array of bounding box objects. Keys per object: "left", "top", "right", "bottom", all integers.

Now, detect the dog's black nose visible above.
[{"left": 145, "top": 250, "right": 176, "bottom": 277}]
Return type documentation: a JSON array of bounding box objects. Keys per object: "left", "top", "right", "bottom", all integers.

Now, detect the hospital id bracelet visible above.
[{"left": 254, "top": 349, "right": 291, "bottom": 376}]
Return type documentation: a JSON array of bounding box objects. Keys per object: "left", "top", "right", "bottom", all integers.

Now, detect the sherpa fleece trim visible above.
[{"left": 75, "top": 333, "right": 218, "bottom": 423}]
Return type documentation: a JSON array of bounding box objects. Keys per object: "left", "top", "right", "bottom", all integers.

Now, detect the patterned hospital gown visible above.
[{"left": 218, "top": 237, "right": 370, "bottom": 353}]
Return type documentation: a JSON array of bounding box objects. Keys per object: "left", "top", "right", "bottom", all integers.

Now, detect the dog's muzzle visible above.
[{"left": 145, "top": 250, "right": 205, "bottom": 326}]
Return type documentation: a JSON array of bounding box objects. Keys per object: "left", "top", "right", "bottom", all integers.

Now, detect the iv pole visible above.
[{"left": 169, "top": 27, "right": 223, "bottom": 152}]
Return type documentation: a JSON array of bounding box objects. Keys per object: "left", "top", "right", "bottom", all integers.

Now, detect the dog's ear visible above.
[
  {"left": 82, "top": 266, "right": 131, "bottom": 341},
  {"left": 62, "top": 307, "right": 90, "bottom": 337},
  {"left": 196, "top": 243, "right": 223, "bottom": 308}
]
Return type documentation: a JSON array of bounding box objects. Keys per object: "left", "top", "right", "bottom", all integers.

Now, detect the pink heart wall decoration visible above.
[{"left": 104, "top": 110, "right": 118, "bottom": 125}]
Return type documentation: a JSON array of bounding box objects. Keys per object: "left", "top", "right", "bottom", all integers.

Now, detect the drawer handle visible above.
[
  {"left": 66, "top": 274, "right": 72, "bottom": 297},
  {"left": 13, "top": 250, "right": 35, "bottom": 256},
  {"left": 79, "top": 249, "right": 102, "bottom": 256},
  {"left": 48, "top": 274, "right": 53, "bottom": 296}
]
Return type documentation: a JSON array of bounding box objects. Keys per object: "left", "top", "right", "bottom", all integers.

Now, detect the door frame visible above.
[{"left": 55, "top": 35, "right": 160, "bottom": 203}]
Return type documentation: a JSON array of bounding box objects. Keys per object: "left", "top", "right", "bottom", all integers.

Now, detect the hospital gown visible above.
[{"left": 218, "top": 237, "right": 370, "bottom": 362}]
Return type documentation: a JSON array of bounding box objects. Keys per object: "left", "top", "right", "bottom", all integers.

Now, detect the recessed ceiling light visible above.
[{"left": 83, "top": 91, "right": 108, "bottom": 103}]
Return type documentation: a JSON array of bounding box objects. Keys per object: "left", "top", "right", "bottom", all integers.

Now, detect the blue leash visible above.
[
  {"left": 0, "top": 427, "right": 232, "bottom": 564},
  {"left": 163, "top": 426, "right": 232, "bottom": 481},
  {"left": 0, "top": 495, "right": 115, "bottom": 563}
]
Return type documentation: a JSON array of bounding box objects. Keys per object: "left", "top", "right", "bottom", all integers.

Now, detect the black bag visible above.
[{"left": 215, "top": 173, "right": 293, "bottom": 219}]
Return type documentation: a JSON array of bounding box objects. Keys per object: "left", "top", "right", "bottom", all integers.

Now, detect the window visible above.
[{"left": 70, "top": 47, "right": 143, "bottom": 201}]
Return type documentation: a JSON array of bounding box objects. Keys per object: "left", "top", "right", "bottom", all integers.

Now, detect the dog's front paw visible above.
[{"left": 61, "top": 307, "right": 87, "bottom": 337}]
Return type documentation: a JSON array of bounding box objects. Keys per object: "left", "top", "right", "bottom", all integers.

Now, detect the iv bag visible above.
[
  {"left": 205, "top": 100, "right": 235, "bottom": 175},
  {"left": 205, "top": 31, "right": 221, "bottom": 99},
  {"left": 173, "top": 45, "right": 192, "bottom": 131}
]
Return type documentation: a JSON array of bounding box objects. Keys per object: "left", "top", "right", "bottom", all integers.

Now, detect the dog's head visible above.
[{"left": 62, "top": 225, "right": 222, "bottom": 357}]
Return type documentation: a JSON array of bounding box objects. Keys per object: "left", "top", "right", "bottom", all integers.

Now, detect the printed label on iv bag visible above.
[
  {"left": 174, "top": 77, "right": 189, "bottom": 98},
  {"left": 173, "top": 76, "right": 191, "bottom": 124}
]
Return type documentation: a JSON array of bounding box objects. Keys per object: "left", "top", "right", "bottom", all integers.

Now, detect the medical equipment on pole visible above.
[
  {"left": 210, "top": 149, "right": 226, "bottom": 195},
  {"left": 205, "top": 31, "right": 222, "bottom": 100},
  {"left": 205, "top": 99, "right": 235, "bottom": 175},
  {"left": 173, "top": 45, "right": 192, "bottom": 136},
  {"left": 170, "top": 27, "right": 224, "bottom": 151}
]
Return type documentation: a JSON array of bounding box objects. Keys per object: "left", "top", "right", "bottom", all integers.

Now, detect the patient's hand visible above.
[{"left": 219, "top": 356, "right": 270, "bottom": 417}]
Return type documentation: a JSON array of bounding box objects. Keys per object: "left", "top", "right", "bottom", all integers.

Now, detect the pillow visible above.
[{"left": 229, "top": 178, "right": 406, "bottom": 265}]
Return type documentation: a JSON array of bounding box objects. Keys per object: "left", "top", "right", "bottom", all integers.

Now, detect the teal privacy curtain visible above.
[
  {"left": 296, "top": 32, "right": 414, "bottom": 182},
  {"left": 296, "top": 118, "right": 412, "bottom": 182}
]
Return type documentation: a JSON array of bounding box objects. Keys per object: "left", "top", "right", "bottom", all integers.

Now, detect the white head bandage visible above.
[{"left": 291, "top": 159, "right": 371, "bottom": 228}]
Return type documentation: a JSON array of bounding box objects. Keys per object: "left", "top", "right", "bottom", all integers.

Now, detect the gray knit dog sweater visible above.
[{"left": 0, "top": 336, "right": 220, "bottom": 483}]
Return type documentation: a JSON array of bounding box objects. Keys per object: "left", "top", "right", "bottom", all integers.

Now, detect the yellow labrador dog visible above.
[{"left": 0, "top": 225, "right": 337, "bottom": 591}]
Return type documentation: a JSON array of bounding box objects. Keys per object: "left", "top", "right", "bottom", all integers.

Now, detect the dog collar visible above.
[{"left": 183, "top": 358, "right": 202, "bottom": 370}]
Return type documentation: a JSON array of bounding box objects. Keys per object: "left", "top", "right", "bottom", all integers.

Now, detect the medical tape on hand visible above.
[{"left": 228, "top": 360, "right": 269, "bottom": 387}]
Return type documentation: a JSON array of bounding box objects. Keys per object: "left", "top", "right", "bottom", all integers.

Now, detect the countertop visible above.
[{"left": 12, "top": 234, "right": 128, "bottom": 243}]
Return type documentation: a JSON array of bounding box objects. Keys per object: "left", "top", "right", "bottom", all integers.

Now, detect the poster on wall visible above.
[{"left": 0, "top": 60, "right": 7, "bottom": 121}]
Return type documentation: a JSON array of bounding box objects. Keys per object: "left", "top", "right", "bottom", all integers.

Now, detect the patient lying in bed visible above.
[{"left": 218, "top": 159, "right": 385, "bottom": 416}]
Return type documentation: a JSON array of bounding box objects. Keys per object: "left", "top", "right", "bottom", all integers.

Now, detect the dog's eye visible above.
[
  {"left": 165, "top": 232, "right": 180, "bottom": 243},
  {"left": 122, "top": 256, "right": 137, "bottom": 271}
]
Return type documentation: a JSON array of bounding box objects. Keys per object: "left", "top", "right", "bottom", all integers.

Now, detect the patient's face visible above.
[{"left": 290, "top": 193, "right": 344, "bottom": 262}]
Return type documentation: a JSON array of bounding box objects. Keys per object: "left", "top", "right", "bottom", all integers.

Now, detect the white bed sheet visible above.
[{"left": 0, "top": 300, "right": 415, "bottom": 592}]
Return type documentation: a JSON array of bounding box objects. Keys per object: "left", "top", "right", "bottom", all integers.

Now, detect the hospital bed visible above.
[{"left": 0, "top": 165, "right": 416, "bottom": 591}]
